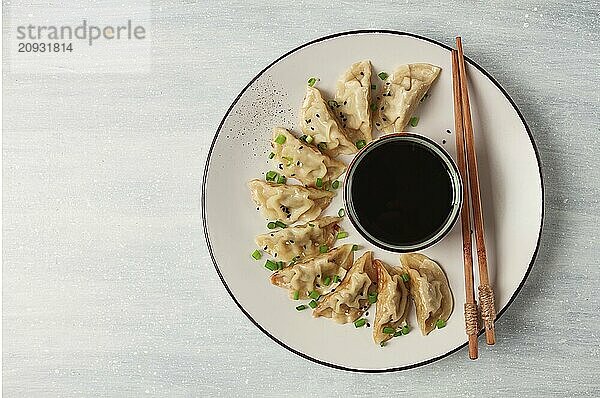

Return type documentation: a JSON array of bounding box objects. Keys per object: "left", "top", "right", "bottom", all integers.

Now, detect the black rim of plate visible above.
[{"left": 202, "top": 30, "right": 545, "bottom": 373}]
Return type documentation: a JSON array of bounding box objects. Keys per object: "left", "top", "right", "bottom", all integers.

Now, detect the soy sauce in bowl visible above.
[{"left": 344, "top": 133, "right": 462, "bottom": 252}]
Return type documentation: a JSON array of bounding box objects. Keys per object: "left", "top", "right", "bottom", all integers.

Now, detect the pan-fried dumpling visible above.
[
  {"left": 248, "top": 179, "right": 334, "bottom": 224},
  {"left": 270, "top": 244, "right": 354, "bottom": 299},
  {"left": 374, "top": 63, "right": 441, "bottom": 133},
  {"left": 300, "top": 86, "right": 357, "bottom": 157},
  {"left": 271, "top": 127, "right": 346, "bottom": 187},
  {"left": 334, "top": 60, "right": 373, "bottom": 144},
  {"left": 400, "top": 253, "right": 453, "bottom": 335},
  {"left": 313, "top": 251, "right": 377, "bottom": 324},
  {"left": 372, "top": 259, "right": 410, "bottom": 344},
  {"left": 256, "top": 216, "right": 341, "bottom": 262}
]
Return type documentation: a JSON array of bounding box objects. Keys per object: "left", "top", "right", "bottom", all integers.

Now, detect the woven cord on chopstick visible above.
[
  {"left": 464, "top": 302, "right": 479, "bottom": 336},
  {"left": 478, "top": 284, "right": 496, "bottom": 329}
]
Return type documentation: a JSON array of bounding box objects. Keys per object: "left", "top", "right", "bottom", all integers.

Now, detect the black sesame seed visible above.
[
  {"left": 343, "top": 101, "right": 347, "bottom": 105},
  {"left": 290, "top": 240, "right": 294, "bottom": 243},
  {"left": 316, "top": 284, "right": 320, "bottom": 288},
  {"left": 446, "top": 129, "right": 452, "bottom": 134},
  {"left": 380, "top": 107, "right": 384, "bottom": 111},
  {"left": 376, "top": 122, "right": 381, "bottom": 126},
  {"left": 298, "top": 146, "right": 303, "bottom": 149},
  {"left": 365, "top": 312, "right": 369, "bottom": 316},
  {"left": 307, "top": 119, "right": 311, "bottom": 123},
  {"left": 263, "top": 246, "right": 268, "bottom": 250},
  {"left": 316, "top": 113, "right": 320, "bottom": 118},
  {"left": 274, "top": 253, "right": 277, "bottom": 257},
  {"left": 442, "top": 139, "right": 446, "bottom": 144},
  {"left": 366, "top": 323, "right": 370, "bottom": 328},
  {"left": 310, "top": 127, "right": 314, "bottom": 131},
  {"left": 360, "top": 72, "right": 364, "bottom": 75},
  {"left": 382, "top": 118, "right": 387, "bottom": 121}
]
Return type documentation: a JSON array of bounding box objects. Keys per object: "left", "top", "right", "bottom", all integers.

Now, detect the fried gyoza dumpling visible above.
[
  {"left": 271, "top": 127, "right": 346, "bottom": 187},
  {"left": 400, "top": 253, "right": 453, "bottom": 335},
  {"left": 256, "top": 216, "right": 341, "bottom": 262},
  {"left": 270, "top": 244, "right": 354, "bottom": 299},
  {"left": 334, "top": 60, "right": 373, "bottom": 144},
  {"left": 313, "top": 251, "right": 377, "bottom": 324},
  {"left": 300, "top": 86, "right": 357, "bottom": 157},
  {"left": 374, "top": 63, "right": 441, "bottom": 133},
  {"left": 248, "top": 179, "right": 334, "bottom": 224},
  {"left": 372, "top": 259, "right": 410, "bottom": 344}
]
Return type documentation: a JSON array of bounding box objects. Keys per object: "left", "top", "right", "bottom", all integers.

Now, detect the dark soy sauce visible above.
[{"left": 351, "top": 140, "right": 454, "bottom": 247}]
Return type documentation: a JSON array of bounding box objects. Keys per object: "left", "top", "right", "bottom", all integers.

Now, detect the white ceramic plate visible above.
[{"left": 203, "top": 31, "right": 543, "bottom": 372}]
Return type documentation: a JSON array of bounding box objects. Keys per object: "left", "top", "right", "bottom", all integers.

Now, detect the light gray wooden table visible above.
[{"left": 3, "top": 1, "right": 599, "bottom": 396}]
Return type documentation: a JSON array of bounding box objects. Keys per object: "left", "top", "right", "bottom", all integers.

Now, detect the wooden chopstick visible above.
[
  {"left": 455, "top": 37, "right": 497, "bottom": 345},
  {"left": 451, "top": 49, "right": 479, "bottom": 359}
]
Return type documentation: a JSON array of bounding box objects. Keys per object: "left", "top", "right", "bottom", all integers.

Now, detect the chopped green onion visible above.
[
  {"left": 265, "top": 170, "right": 278, "bottom": 181},
  {"left": 323, "top": 276, "right": 331, "bottom": 286},
  {"left": 383, "top": 327, "right": 396, "bottom": 334},
  {"left": 307, "top": 77, "right": 318, "bottom": 87},
  {"left": 336, "top": 231, "right": 348, "bottom": 239},
  {"left": 274, "top": 134, "right": 287, "bottom": 144},
  {"left": 354, "top": 318, "right": 367, "bottom": 328},
  {"left": 338, "top": 208, "right": 345, "bottom": 217},
  {"left": 308, "top": 300, "right": 318, "bottom": 309},
  {"left": 267, "top": 222, "right": 277, "bottom": 229},
  {"left": 277, "top": 261, "right": 284, "bottom": 270},
  {"left": 251, "top": 250, "right": 262, "bottom": 260},
  {"left": 409, "top": 116, "right": 419, "bottom": 127},
  {"left": 268, "top": 152, "right": 275, "bottom": 159},
  {"left": 380, "top": 341, "right": 386, "bottom": 347},
  {"left": 332, "top": 180, "right": 340, "bottom": 189},
  {"left": 275, "top": 220, "right": 287, "bottom": 229},
  {"left": 393, "top": 331, "right": 402, "bottom": 337},
  {"left": 401, "top": 273, "right": 410, "bottom": 282},
  {"left": 333, "top": 275, "right": 341, "bottom": 283},
  {"left": 315, "top": 177, "right": 323, "bottom": 188},
  {"left": 305, "top": 135, "right": 314, "bottom": 144},
  {"left": 436, "top": 319, "right": 447, "bottom": 329},
  {"left": 368, "top": 292, "right": 378, "bottom": 304},
  {"left": 309, "top": 290, "right": 320, "bottom": 300},
  {"left": 319, "top": 245, "right": 328, "bottom": 253},
  {"left": 293, "top": 291, "right": 299, "bottom": 300},
  {"left": 264, "top": 260, "right": 277, "bottom": 271},
  {"left": 355, "top": 140, "right": 366, "bottom": 149},
  {"left": 351, "top": 244, "right": 360, "bottom": 251},
  {"left": 317, "top": 142, "right": 327, "bottom": 151},
  {"left": 371, "top": 84, "right": 377, "bottom": 90},
  {"left": 378, "top": 71, "right": 389, "bottom": 80},
  {"left": 327, "top": 100, "right": 339, "bottom": 108},
  {"left": 369, "top": 102, "right": 377, "bottom": 112},
  {"left": 276, "top": 174, "right": 286, "bottom": 184},
  {"left": 401, "top": 325, "right": 410, "bottom": 335},
  {"left": 296, "top": 304, "right": 307, "bottom": 311}
]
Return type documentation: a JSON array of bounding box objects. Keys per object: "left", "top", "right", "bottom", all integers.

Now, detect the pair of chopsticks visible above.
[{"left": 451, "top": 37, "right": 497, "bottom": 360}]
